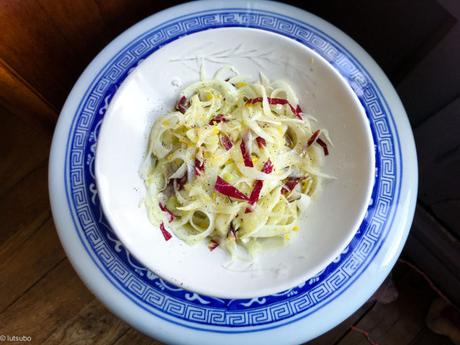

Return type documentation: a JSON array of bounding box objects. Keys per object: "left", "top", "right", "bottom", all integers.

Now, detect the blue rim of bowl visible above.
[{"left": 64, "top": 8, "right": 401, "bottom": 333}]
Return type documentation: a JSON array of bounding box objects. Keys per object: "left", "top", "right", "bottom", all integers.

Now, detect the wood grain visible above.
[
  {"left": 0, "top": 161, "right": 50, "bottom": 243},
  {"left": 43, "top": 300, "right": 130, "bottom": 345},
  {"left": 0, "top": 217, "right": 64, "bottom": 312},
  {"left": 0, "top": 60, "right": 57, "bottom": 127},
  {"left": 0, "top": 2, "right": 457, "bottom": 344},
  {"left": 306, "top": 302, "right": 374, "bottom": 345},
  {"left": 112, "top": 327, "right": 164, "bottom": 345},
  {"left": 37, "top": 0, "right": 108, "bottom": 64},
  {"left": 338, "top": 266, "right": 444, "bottom": 345},
  {"left": 405, "top": 205, "right": 460, "bottom": 306},
  {"left": 409, "top": 327, "right": 454, "bottom": 345},
  {"left": 94, "top": 0, "right": 182, "bottom": 39},
  {"left": 0, "top": 260, "right": 94, "bottom": 344},
  {"left": 0, "top": 0, "right": 183, "bottom": 118},
  {"left": 0, "top": 0, "right": 82, "bottom": 109},
  {"left": 0, "top": 106, "right": 51, "bottom": 197},
  {"left": 291, "top": 0, "right": 455, "bottom": 84},
  {"left": 397, "top": 23, "right": 460, "bottom": 126},
  {"left": 415, "top": 96, "right": 460, "bottom": 238}
]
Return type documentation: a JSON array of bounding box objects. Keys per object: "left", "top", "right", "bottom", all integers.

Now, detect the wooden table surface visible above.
[
  {"left": 0, "top": 104, "right": 454, "bottom": 345},
  {"left": 0, "top": 1, "right": 458, "bottom": 344}
]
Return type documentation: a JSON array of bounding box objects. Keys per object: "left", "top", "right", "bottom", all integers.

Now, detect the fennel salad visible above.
[{"left": 141, "top": 67, "right": 331, "bottom": 258}]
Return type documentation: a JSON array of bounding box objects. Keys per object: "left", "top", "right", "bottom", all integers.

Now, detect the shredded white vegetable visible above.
[{"left": 142, "top": 67, "right": 331, "bottom": 258}]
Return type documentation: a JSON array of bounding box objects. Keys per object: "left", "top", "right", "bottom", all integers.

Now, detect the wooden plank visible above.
[
  {"left": 0, "top": 106, "right": 51, "bottom": 197},
  {"left": 338, "top": 265, "right": 438, "bottom": 345},
  {"left": 0, "top": 60, "right": 57, "bottom": 127},
  {"left": 410, "top": 205, "right": 460, "bottom": 271},
  {"left": 306, "top": 302, "right": 374, "bottom": 345},
  {"left": 0, "top": 1, "right": 83, "bottom": 109},
  {"left": 0, "top": 161, "right": 50, "bottom": 244},
  {"left": 304, "top": 0, "right": 455, "bottom": 84},
  {"left": 0, "top": 0, "right": 182, "bottom": 119},
  {"left": 94, "top": 1, "right": 181, "bottom": 38},
  {"left": 0, "top": 260, "right": 94, "bottom": 344},
  {"left": 405, "top": 205, "right": 460, "bottom": 306},
  {"left": 0, "top": 217, "right": 65, "bottom": 312},
  {"left": 397, "top": 23, "right": 460, "bottom": 126},
  {"left": 112, "top": 327, "right": 164, "bottom": 345},
  {"left": 36, "top": 0, "right": 108, "bottom": 65},
  {"left": 409, "top": 326, "right": 455, "bottom": 345},
  {"left": 42, "top": 300, "right": 130, "bottom": 345},
  {"left": 404, "top": 237, "right": 460, "bottom": 307},
  {"left": 415, "top": 96, "right": 460, "bottom": 238}
]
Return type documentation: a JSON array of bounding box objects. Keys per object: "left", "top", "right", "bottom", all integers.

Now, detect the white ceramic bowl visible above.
[{"left": 95, "top": 27, "right": 375, "bottom": 299}]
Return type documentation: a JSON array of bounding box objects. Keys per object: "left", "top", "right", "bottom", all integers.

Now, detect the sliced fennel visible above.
[{"left": 142, "top": 67, "right": 330, "bottom": 259}]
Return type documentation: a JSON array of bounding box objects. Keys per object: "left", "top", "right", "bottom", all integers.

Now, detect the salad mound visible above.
[{"left": 141, "top": 67, "right": 330, "bottom": 258}]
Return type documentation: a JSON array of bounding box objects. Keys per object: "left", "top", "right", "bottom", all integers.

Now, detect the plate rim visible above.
[
  {"left": 94, "top": 25, "right": 377, "bottom": 300},
  {"left": 49, "top": 1, "right": 418, "bottom": 344}
]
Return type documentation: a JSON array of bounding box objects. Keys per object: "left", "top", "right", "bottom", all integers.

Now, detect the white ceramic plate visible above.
[
  {"left": 49, "top": 1, "right": 417, "bottom": 344},
  {"left": 95, "top": 27, "right": 375, "bottom": 299}
]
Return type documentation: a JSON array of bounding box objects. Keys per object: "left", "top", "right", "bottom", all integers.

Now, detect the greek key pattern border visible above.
[{"left": 65, "top": 9, "right": 399, "bottom": 331}]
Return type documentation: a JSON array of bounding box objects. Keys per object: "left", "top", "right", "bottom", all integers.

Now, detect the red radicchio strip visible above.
[
  {"left": 194, "top": 159, "right": 205, "bottom": 176},
  {"left": 159, "top": 203, "right": 175, "bottom": 223},
  {"left": 175, "top": 96, "right": 188, "bottom": 114},
  {"left": 174, "top": 174, "right": 187, "bottom": 190},
  {"left": 295, "top": 104, "right": 303, "bottom": 118},
  {"left": 159, "top": 222, "right": 172, "bottom": 241},
  {"left": 287, "top": 103, "right": 302, "bottom": 120},
  {"left": 281, "top": 177, "right": 304, "bottom": 195},
  {"left": 246, "top": 97, "right": 287, "bottom": 105},
  {"left": 307, "top": 129, "right": 321, "bottom": 147},
  {"left": 240, "top": 139, "right": 253, "bottom": 167},
  {"left": 316, "top": 138, "right": 329, "bottom": 156},
  {"left": 256, "top": 136, "right": 266, "bottom": 148},
  {"left": 248, "top": 180, "right": 263, "bottom": 207},
  {"left": 246, "top": 159, "right": 274, "bottom": 212},
  {"left": 246, "top": 97, "right": 303, "bottom": 119},
  {"left": 307, "top": 130, "right": 329, "bottom": 156},
  {"left": 219, "top": 134, "right": 233, "bottom": 151},
  {"left": 261, "top": 159, "right": 274, "bottom": 174},
  {"left": 215, "top": 176, "right": 249, "bottom": 201},
  {"left": 209, "top": 114, "right": 227, "bottom": 125},
  {"left": 208, "top": 240, "right": 219, "bottom": 251}
]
